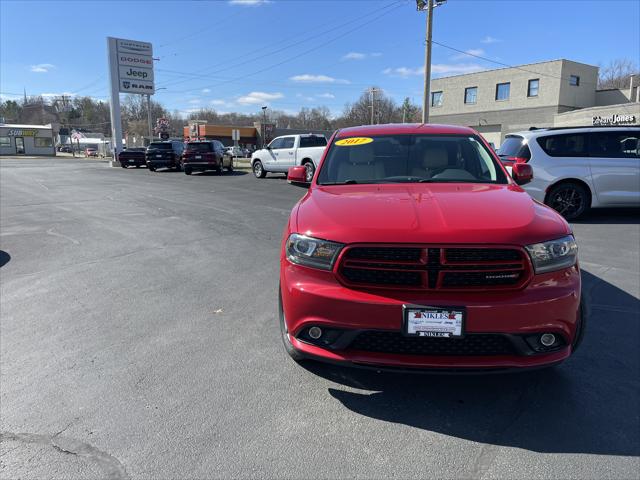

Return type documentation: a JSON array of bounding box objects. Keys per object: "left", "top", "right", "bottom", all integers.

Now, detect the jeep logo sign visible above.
[{"left": 121, "top": 67, "right": 154, "bottom": 82}]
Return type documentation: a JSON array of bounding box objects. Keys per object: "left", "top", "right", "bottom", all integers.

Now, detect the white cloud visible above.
[
  {"left": 202, "top": 88, "right": 211, "bottom": 93},
  {"left": 30, "top": 63, "right": 55, "bottom": 73},
  {"left": 228, "top": 0, "right": 270, "bottom": 5},
  {"left": 236, "top": 91, "right": 283, "bottom": 105},
  {"left": 452, "top": 48, "right": 485, "bottom": 60},
  {"left": 289, "top": 74, "right": 349, "bottom": 84},
  {"left": 342, "top": 52, "right": 366, "bottom": 61},
  {"left": 188, "top": 99, "right": 201, "bottom": 104},
  {"left": 341, "top": 52, "right": 383, "bottom": 61},
  {"left": 210, "top": 99, "right": 227, "bottom": 106},
  {"left": 481, "top": 36, "right": 500, "bottom": 44},
  {"left": 40, "top": 92, "right": 75, "bottom": 98},
  {"left": 383, "top": 63, "right": 485, "bottom": 78},
  {"left": 317, "top": 93, "right": 335, "bottom": 99}
]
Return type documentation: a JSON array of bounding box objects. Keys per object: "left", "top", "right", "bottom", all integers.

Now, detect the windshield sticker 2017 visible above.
[{"left": 335, "top": 137, "right": 374, "bottom": 146}]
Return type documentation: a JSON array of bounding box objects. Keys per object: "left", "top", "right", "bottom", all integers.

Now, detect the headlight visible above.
[
  {"left": 286, "top": 234, "right": 344, "bottom": 270},
  {"left": 525, "top": 235, "right": 578, "bottom": 274}
]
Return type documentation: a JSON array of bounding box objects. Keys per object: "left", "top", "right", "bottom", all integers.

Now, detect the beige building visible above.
[
  {"left": 428, "top": 59, "right": 639, "bottom": 147},
  {"left": 0, "top": 124, "right": 56, "bottom": 156}
]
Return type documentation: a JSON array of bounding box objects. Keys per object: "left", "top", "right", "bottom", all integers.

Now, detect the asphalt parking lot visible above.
[{"left": 1, "top": 156, "right": 638, "bottom": 479}]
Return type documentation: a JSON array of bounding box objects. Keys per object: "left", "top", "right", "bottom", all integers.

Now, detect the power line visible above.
[
  {"left": 168, "top": 2, "right": 406, "bottom": 95},
  {"left": 156, "top": 0, "right": 405, "bottom": 90}
]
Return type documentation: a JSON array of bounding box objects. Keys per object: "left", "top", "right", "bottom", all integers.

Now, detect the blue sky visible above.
[{"left": 1, "top": 0, "right": 639, "bottom": 117}]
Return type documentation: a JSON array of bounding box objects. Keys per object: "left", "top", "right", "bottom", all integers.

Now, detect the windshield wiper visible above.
[
  {"left": 320, "top": 179, "right": 359, "bottom": 185},
  {"left": 418, "top": 178, "right": 481, "bottom": 183}
]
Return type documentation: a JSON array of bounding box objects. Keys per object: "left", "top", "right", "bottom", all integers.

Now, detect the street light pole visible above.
[
  {"left": 146, "top": 94, "right": 153, "bottom": 144},
  {"left": 261, "top": 106, "right": 267, "bottom": 148},
  {"left": 421, "top": 0, "right": 434, "bottom": 124}
]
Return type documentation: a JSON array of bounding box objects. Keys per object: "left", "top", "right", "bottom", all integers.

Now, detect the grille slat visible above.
[
  {"left": 349, "top": 331, "right": 516, "bottom": 356},
  {"left": 338, "top": 246, "right": 528, "bottom": 290}
]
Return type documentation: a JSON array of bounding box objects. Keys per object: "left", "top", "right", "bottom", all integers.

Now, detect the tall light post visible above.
[
  {"left": 418, "top": 0, "right": 446, "bottom": 124},
  {"left": 261, "top": 106, "right": 268, "bottom": 148},
  {"left": 147, "top": 87, "right": 166, "bottom": 144}
]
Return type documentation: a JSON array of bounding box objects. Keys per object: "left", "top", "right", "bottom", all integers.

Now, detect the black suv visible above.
[{"left": 146, "top": 141, "right": 184, "bottom": 171}]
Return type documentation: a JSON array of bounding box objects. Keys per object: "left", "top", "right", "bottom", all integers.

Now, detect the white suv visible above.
[{"left": 496, "top": 126, "right": 640, "bottom": 220}]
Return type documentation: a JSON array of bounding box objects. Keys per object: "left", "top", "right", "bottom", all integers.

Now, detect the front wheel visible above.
[
  {"left": 148, "top": 165, "right": 156, "bottom": 172},
  {"left": 253, "top": 160, "right": 266, "bottom": 178},
  {"left": 184, "top": 167, "right": 192, "bottom": 175},
  {"left": 303, "top": 161, "right": 315, "bottom": 183},
  {"left": 546, "top": 182, "right": 590, "bottom": 221}
]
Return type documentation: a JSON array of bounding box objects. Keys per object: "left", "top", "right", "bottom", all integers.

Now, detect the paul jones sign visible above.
[{"left": 592, "top": 114, "right": 637, "bottom": 126}]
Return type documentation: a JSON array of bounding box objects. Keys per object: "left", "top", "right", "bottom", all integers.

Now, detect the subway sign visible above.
[
  {"left": 592, "top": 114, "right": 637, "bottom": 126},
  {"left": 7, "top": 129, "right": 38, "bottom": 136}
]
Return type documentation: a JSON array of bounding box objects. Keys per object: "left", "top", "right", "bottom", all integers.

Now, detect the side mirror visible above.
[
  {"left": 287, "top": 166, "right": 308, "bottom": 186},
  {"left": 512, "top": 163, "right": 533, "bottom": 185}
]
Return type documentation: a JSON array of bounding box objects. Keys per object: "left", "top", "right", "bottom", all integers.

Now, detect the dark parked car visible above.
[
  {"left": 118, "top": 148, "right": 147, "bottom": 168},
  {"left": 146, "top": 141, "right": 184, "bottom": 171},
  {"left": 181, "top": 140, "right": 233, "bottom": 175}
]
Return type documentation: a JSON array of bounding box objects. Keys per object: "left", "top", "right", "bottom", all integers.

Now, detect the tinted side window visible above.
[
  {"left": 269, "top": 138, "right": 284, "bottom": 149},
  {"left": 536, "top": 134, "right": 587, "bottom": 157},
  {"left": 497, "top": 136, "right": 531, "bottom": 160},
  {"left": 300, "top": 136, "right": 327, "bottom": 148},
  {"left": 589, "top": 131, "right": 640, "bottom": 158},
  {"left": 280, "top": 137, "right": 295, "bottom": 149}
]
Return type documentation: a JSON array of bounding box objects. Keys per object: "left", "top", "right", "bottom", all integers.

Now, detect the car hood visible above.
[{"left": 294, "top": 183, "right": 570, "bottom": 245}]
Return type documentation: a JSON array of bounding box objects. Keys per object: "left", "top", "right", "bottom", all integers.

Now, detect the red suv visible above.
[{"left": 279, "top": 124, "right": 584, "bottom": 372}]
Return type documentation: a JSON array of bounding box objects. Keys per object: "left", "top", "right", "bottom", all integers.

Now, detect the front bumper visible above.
[{"left": 280, "top": 260, "right": 581, "bottom": 370}]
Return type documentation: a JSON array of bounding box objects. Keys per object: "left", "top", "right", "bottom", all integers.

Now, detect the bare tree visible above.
[{"left": 598, "top": 58, "right": 639, "bottom": 89}]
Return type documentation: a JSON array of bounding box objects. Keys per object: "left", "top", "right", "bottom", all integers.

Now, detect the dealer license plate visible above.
[
  {"left": 156, "top": 154, "right": 162, "bottom": 158},
  {"left": 195, "top": 155, "right": 202, "bottom": 159},
  {"left": 128, "top": 159, "right": 134, "bottom": 163},
  {"left": 403, "top": 306, "right": 464, "bottom": 338}
]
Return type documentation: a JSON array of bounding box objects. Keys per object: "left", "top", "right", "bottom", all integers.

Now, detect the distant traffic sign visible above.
[{"left": 160, "top": 132, "right": 169, "bottom": 140}]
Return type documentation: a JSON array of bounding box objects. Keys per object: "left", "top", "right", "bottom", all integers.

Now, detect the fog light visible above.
[
  {"left": 308, "top": 327, "right": 322, "bottom": 339},
  {"left": 540, "top": 333, "right": 556, "bottom": 347}
]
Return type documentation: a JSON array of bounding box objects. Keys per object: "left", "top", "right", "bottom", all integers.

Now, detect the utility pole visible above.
[
  {"left": 146, "top": 94, "right": 153, "bottom": 144},
  {"left": 369, "top": 87, "right": 380, "bottom": 125},
  {"left": 261, "top": 106, "right": 268, "bottom": 148},
  {"left": 421, "top": 0, "right": 434, "bottom": 124}
]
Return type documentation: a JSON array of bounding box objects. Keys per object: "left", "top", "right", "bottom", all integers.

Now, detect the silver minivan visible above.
[{"left": 496, "top": 126, "right": 640, "bottom": 219}]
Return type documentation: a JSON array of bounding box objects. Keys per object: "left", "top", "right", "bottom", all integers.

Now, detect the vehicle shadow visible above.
[
  {"left": 0, "top": 250, "right": 10, "bottom": 268},
  {"left": 190, "top": 171, "right": 248, "bottom": 177},
  {"left": 303, "top": 269, "right": 639, "bottom": 456},
  {"left": 572, "top": 207, "right": 640, "bottom": 225}
]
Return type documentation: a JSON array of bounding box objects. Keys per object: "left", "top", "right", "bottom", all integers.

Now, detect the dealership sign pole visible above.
[{"left": 107, "top": 36, "right": 155, "bottom": 166}]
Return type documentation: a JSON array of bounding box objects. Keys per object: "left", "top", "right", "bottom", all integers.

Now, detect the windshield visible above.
[
  {"left": 149, "top": 143, "right": 172, "bottom": 150},
  {"left": 317, "top": 134, "right": 507, "bottom": 185},
  {"left": 186, "top": 143, "right": 213, "bottom": 153}
]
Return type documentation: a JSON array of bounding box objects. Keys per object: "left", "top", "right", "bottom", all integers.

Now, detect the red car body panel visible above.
[{"left": 280, "top": 124, "right": 582, "bottom": 370}]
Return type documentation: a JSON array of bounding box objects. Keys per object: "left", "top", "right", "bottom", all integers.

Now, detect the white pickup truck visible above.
[{"left": 251, "top": 134, "right": 328, "bottom": 182}]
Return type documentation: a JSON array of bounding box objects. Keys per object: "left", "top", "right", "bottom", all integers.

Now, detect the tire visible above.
[
  {"left": 253, "top": 160, "right": 267, "bottom": 178},
  {"left": 227, "top": 158, "right": 234, "bottom": 172},
  {"left": 545, "top": 182, "right": 590, "bottom": 221},
  {"left": 184, "top": 167, "right": 192, "bottom": 175},
  {"left": 217, "top": 159, "right": 223, "bottom": 174},
  {"left": 135, "top": 165, "right": 140, "bottom": 168},
  {"left": 175, "top": 162, "right": 182, "bottom": 172},
  {"left": 279, "top": 288, "right": 305, "bottom": 363},
  {"left": 302, "top": 160, "right": 315, "bottom": 183},
  {"left": 121, "top": 164, "right": 127, "bottom": 169},
  {"left": 148, "top": 166, "right": 156, "bottom": 172}
]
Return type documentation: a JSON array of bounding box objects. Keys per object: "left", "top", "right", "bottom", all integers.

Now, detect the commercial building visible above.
[
  {"left": 0, "top": 123, "right": 56, "bottom": 156},
  {"left": 428, "top": 59, "right": 640, "bottom": 147},
  {"left": 184, "top": 121, "right": 333, "bottom": 148}
]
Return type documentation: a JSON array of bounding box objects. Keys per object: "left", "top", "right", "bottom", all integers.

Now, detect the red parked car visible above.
[{"left": 279, "top": 123, "right": 583, "bottom": 372}]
